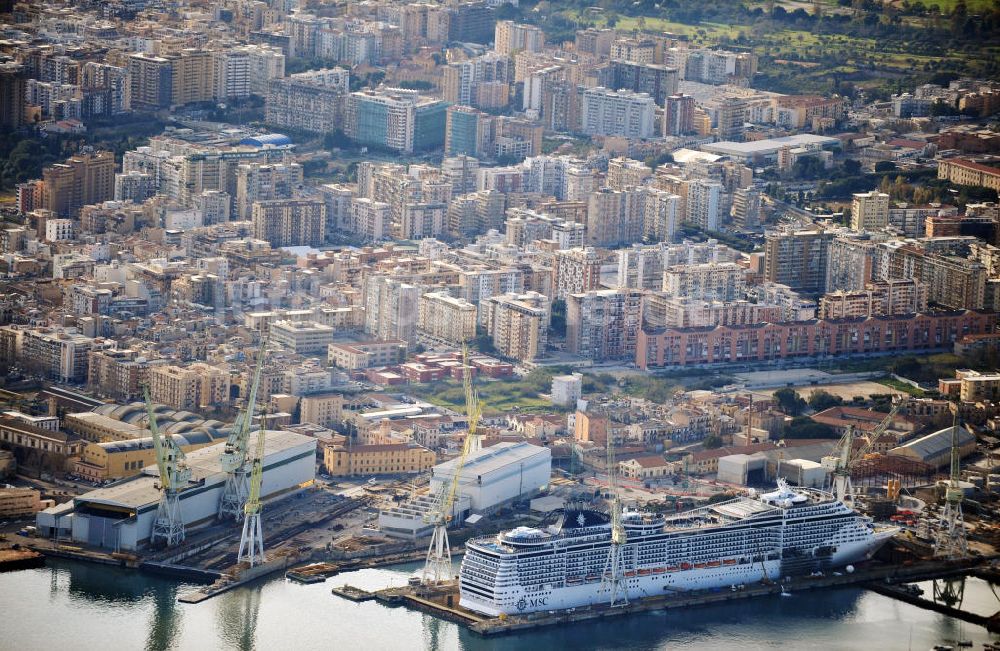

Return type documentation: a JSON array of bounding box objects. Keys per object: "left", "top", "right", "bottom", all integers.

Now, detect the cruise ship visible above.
[{"left": 459, "top": 480, "right": 897, "bottom": 616}]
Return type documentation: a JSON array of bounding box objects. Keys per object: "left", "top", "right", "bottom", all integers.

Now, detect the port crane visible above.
[
  {"left": 832, "top": 398, "right": 904, "bottom": 503},
  {"left": 421, "top": 347, "right": 480, "bottom": 585},
  {"left": 145, "top": 387, "right": 192, "bottom": 547},
  {"left": 219, "top": 337, "right": 269, "bottom": 521},
  {"left": 935, "top": 404, "right": 968, "bottom": 559},
  {"left": 237, "top": 408, "right": 268, "bottom": 567},
  {"left": 600, "top": 430, "right": 629, "bottom": 608}
]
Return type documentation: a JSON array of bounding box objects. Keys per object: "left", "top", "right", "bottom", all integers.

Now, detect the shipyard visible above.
[{"left": 1, "top": 0, "right": 1000, "bottom": 646}]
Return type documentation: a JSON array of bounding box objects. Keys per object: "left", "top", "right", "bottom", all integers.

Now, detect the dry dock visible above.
[{"left": 352, "top": 558, "right": 989, "bottom": 637}]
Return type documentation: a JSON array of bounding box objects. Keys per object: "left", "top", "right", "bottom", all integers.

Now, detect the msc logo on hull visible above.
[{"left": 515, "top": 596, "right": 549, "bottom": 611}]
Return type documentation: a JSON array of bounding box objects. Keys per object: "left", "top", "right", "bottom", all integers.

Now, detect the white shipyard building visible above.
[
  {"left": 36, "top": 431, "right": 316, "bottom": 551},
  {"left": 379, "top": 441, "right": 552, "bottom": 539}
]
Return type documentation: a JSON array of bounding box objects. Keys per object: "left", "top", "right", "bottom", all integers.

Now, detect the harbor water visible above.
[{"left": 2, "top": 558, "right": 999, "bottom": 650}]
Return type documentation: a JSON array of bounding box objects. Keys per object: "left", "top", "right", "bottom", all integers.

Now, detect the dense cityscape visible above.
[{"left": 0, "top": 0, "right": 999, "bottom": 647}]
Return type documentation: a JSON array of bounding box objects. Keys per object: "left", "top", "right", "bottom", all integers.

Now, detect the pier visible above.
[{"left": 336, "top": 558, "right": 996, "bottom": 637}]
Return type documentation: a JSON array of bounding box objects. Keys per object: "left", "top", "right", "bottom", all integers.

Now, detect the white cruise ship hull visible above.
[{"left": 459, "top": 485, "right": 898, "bottom": 617}]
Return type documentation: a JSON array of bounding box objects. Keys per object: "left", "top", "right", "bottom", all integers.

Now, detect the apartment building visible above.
[
  {"left": 41, "top": 150, "right": 115, "bottom": 217},
  {"left": 580, "top": 87, "right": 655, "bottom": 139},
  {"left": 149, "top": 363, "right": 229, "bottom": 411},
  {"left": 553, "top": 247, "right": 604, "bottom": 299},
  {"left": 684, "top": 179, "right": 723, "bottom": 231},
  {"left": 850, "top": 190, "right": 890, "bottom": 231},
  {"left": 663, "top": 262, "right": 746, "bottom": 301},
  {"left": 19, "top": 328, "right": 96, "bottom": 383},
  {"left": 494, "top": 21, "right": 544, "bottom": 55},
  {"left": 251, "top": 198, "right": 326, "bottom": 247},
  {"left": 819, "top": 278, "right": 928, "bottom": 319},
  {"left": 127, "top": 53, "right": 172, "bottom": 110},
  {"left": 365, "top": 276, "right": 420, "bottom": 345},
  {"left": 87, "top": 348, "right": 149, "bottom": 402},
  {"left": 328, "top": 340, "right": 408, "bottom": 369},
  {"left": 482, "top": 291, "right": 550, "bottom": 362},
  {"left": 763, "top": 228, "right": 833, "bottom": 294},
  {"left": 265, "top": 68, "right": 349, "bottom": 133},
  {"left": 270, "top": 320, "right": 335, "bottom": 355},
  {"left": 300, "top": 392, "right": 346, "bottom": 428},
  {"left": 566, "top": 289, "right": 643, "bottom": 361},
  {"left": 236, "top": 162, "right": 304, "bottom": 220},
  {"left": 418, "top": 291, "right": 478, "bottom": 345}
]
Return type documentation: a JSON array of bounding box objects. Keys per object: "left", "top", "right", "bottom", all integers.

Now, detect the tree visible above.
[
  {"left": 702, "top": 434, "right": 723, "bottom": 449},
  {"left": 549, "top": 299, "right": 567, "bottom": 338},
  {"left": 784, "top": 417, "right": 837, "bottom": 439},
  {"left": 808, "top": 390, "right": 843, "bottom": 411},
  {"left": 774, "top": 387, "right": 807, "bottom": 416}
]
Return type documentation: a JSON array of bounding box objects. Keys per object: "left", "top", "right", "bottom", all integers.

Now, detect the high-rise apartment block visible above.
[
  {"left": 236, "top": 162, "right": 304, "bottom": 220},
  {"left": 482, "top": 291, "right": 550, "bottom": 362},
  {"left": 764, "top": 228, "right": 834, "bottom": 294},
  {"left": 566, "top": 289, "right": 642, "bottom": 361},
  {"left": 150, "top": 363, "right": 229, "bottom": 411},
  {"left": 553, "top": 247, "right": 604, "bottom": 299},
  {"left": 265, "top": 68, "right": 349, "bottom": 134},
  {"left": 580, "top": 87, "right": 655, "bottom": 139},
  {"left": 663, "top": 94, "right": 695, "bottom": 136},
  {"left": 127, "top": 53, "right": 172, "bottom": 110},
  {"left": 684, "top": 179, "right": 723, "bottom": 232},
  {"left": 418, "top": 291, "right": 478, "bottom": 345},
  {"left": 251, "top": 198, "right": 326, "bottom": 247},
  {"left": 851, "top": 190, "right": 890, "bottom": 231},
  {"left": 41, "top": 151, "right": 115, "bottom": 217},
  {"left": 663, "top": 262, "right": 746, "bottom": 301},
  {"left": 365, "top": 276, "right": 420, "bottom": 344},
  {"left": 494, "top": 21, "right": 544, "bottom": 55},
  {"left": 345, "top": 88, "right": 447, "bottom": 153}
]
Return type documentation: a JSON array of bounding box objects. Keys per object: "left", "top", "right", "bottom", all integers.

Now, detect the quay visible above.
[
  {"left": 0, "top": 548, "right": 44, "bottom": 572},
  {"left": 868, "top": 583, "right": 1000, "bottom": 633},
  {"left": 344, "top": 557, "right": 994, "bottom": 637},
  {"left": 331, "top": 585, "right": 376, "bottom": 601}
]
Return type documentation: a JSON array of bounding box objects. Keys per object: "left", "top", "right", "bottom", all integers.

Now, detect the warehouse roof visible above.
[
  {"left": 890, "top": 426, "right": 975, "bottom": 460},
  {"left": 433, "top": 441, "right": 550, "bottom": 479},
  {"left": 74, "top": 430, "right": 313, "bottom": 511},
  {"left": 701, "top": 134, "right": 839, "bottom": 158}
]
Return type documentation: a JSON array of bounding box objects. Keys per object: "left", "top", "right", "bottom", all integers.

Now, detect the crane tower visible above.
[
  {"left": 421, "top": 347, "right": 481, "bottom": 585},
  {"left": 600, "top": 431, "right": 629, "bottom": 608},
  {"left": 219, "top": 338, "right": 269, "bottom": 521},
  {"left": 832, "top": 399, "right": 904, "bottom": 503},
  {"left": 238, "top": 415, "right": 268, "bottom": 566},
  {"left": 145, "top": 387, "right": 192, "bottom": 547},
  {"left": 935, "top": 405, "right": 968, "bottom": 559}
]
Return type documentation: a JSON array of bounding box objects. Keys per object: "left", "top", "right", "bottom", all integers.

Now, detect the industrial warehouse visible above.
[{"left": 36, "top": 431, "right": 316, "bottom": 551}]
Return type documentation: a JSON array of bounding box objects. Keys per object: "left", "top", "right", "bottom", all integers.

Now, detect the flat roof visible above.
[
  {"left": 701, "top": 134, "right": 839, "bottom": 157},
  {"left": 433, "top": 441, "right": 550, "bottom": 478},
  {"left": 73, "top": 430, "right": 313, "bottom": 511}
]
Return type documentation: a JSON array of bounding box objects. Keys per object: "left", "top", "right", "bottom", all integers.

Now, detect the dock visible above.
[
  {"left": 286, "top": 562, "right": 341, "bottom": 584},
  {"left": 331, "top": 585, "right": 376, "bottom": 601},
  {"left": 0, "top": 548, "right": 44, "bottom": 572},
  {"left": 178, "top": 552, "right": 303, "bottom": 604},
  {"left": 868, "top": 583, "right": 1000, "bottom": 633},
  {"left": 343, "top": 558, "right": 991, "bottom": 637}
]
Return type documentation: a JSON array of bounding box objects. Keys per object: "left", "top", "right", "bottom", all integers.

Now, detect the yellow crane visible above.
[
  {"left": 600, "top": 429, "right": 629, "bottom": 607},
  {"left": 421, "top": 346, "right": 481, "bottom": 585},
  {"left": 832, "top": 398, "right": 904, "bottom": 503},
  {"left": 145, "top": 387, "right": 192, "bottom": 547},
  {"left": 238, "top": 412, "right": 268, "bottom": 566},
  {"left": 220, "top": 335, "right": 270, "bottom": 521}
]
